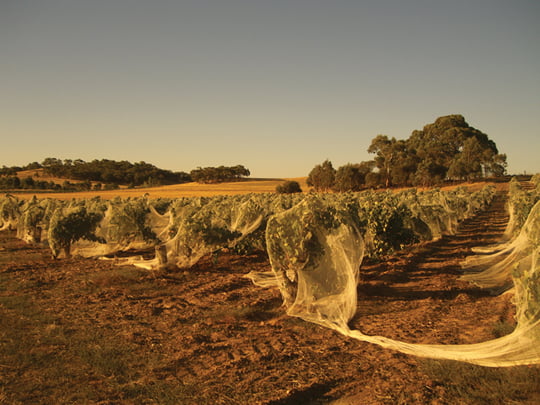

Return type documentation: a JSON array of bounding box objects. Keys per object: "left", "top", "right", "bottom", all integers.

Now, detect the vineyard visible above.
[{"left": 1, "top": 178, "right": 540, "bottom": 403}]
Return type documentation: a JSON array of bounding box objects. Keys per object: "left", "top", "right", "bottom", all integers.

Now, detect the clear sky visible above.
[{"left": 1, "top": 0, "right": 539, "bottom": 178}]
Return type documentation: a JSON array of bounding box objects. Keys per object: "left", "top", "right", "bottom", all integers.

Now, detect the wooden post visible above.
[{"left": 155, "top": 245, "right": 168, "bottom": 267}]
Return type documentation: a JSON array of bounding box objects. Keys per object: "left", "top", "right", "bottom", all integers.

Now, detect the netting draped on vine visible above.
[
  {"left": 260, "top": 197, "right": 364, "bottom": 326},
  {"left": 3, "top": 180, "right": 540, "bottom": 367},
  {"left": 128, "top": 194, "right": 292, "bottom": 270},
  {"left": 257, "top": 186, "right": 540, "bottom": 366},
  {"left": 0, "top": 194, "right": 21, "bottom": 232}
]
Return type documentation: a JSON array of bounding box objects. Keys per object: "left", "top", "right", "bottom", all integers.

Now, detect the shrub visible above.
[{"left": 276, "top": 181, "right": 302, "bottom": 194}]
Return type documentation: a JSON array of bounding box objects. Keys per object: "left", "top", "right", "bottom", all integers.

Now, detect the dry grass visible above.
[
  {"left": 16, "top": 169, "right": 88, "bottom": 185},
  {"left": 12, "top": 174, "right": 310, "bottom": 200}
]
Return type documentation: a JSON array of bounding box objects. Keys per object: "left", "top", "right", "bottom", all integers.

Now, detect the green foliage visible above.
[
  {"left": 107, "top": 198, "right": 158, "bottom": 244},
  {"left": 17, "top": 199, "right": 46, "bottom": 241},
  {"left": 190, "top": 165, "right": 250, "bottom": 183},
  {"left": 333, "top": 164, "right": 366, "bottom": 192},
  {"left": 420, "top": 359, "right": 540, "bottom": 404},
  {"left": 356, "top": 192, "right": 419, "bottom": 258},
  {"left": 0, "top": 175, "right": 61, "bottom": 191},
  {"left": 507, "top": 178, "right": 540, "bottom": 237},
  {"left": 307, "top": 115, "right": 506, "bottom": 189},
  {"left": 41, "top": 158, "right": 191, "bottom": 187},
  {"left": 150, "top": 198, "right": 173, "bottom": 215},
  {"left": 307, "top": 160, "right": 336, "bottom": 191},
  {"left": 265, "top": 197, "right": 362, "bottom": 306},
  {"left": 48, "top": 206, "right": 105, "bottom": 257},
  {"left": 4, "top": 184, "right": 496, "bottom": 269}
]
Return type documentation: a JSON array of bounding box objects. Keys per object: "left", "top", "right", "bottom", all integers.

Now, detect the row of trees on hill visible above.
[
  {"left": 308, "top": 115, "right": 508, "bottom": 191},
  {"left": 0, "top": 175, "right": 61, "bottom": 191},
  {"left": 0, "top": 159, "right": 253, "bottom": 190},
  {"left": 0, "top": 176, "right": 120, "bottom": 192},
  {"left": 41, "top": 158, "right": 192, "bottom": 187},
  {"left": 190, "top": 165, "right": 251, "bottom": 184}
]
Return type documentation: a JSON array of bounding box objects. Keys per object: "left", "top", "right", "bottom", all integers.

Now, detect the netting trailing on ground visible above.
[
  {"left": 496, "top": 177, "right": 540, "bottom": 245},
  {"left": 460, "top": 179, "right": 540, "bottom": 292},
  {"left": 257, "top": 187, "right": 540, "bottom": 367}
]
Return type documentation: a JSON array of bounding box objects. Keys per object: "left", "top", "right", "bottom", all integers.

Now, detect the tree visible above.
[
  {"left": 367, "top": 135, "right": 399, "bottom": 188},
  {"left": 41, "top": 157, "right": 63, "bottom": 168},
  {"left": 20, "top": 176, "right": 35, "bottom": 189},
  {"left": 307, "top": 160, "right": 336, "bottom": 191},
  {"left": 407, "top": 114, "right": 506, "bottom": 184},
  {"left": 448, "top": 137, "right": 484, "bottom": 180},
  {"left": 23, "top": 161, "right": 42, "bottom": 170},
  {"left": 487, "top": 153, "right": 507, "bottom": 177},
  {"left": 413, "top": 158, "right": 446, "bottom": 187},
  {"left": 48, "top": 207, "right": 104, "bottom": 258},
  {"left": 333, "top": 164, "right": 365, "bottom": 192},
  {"left": 190, "top": 165, "right": 250, "bottom": 184}
]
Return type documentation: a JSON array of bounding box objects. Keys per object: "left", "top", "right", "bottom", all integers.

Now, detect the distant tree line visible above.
[
  {"left": 308, "top": 115, "right": 508, "bottom": 191},
  {"left": 1, "top": 159, "right": 252, "bottom": 191},
  {"left": 190, "top": 165, "right": 250, "bottom": 184},
  {"left": 0, "top": 176, "right": 61, "bottom": 191},
  {"left": 0, "top": 175, "right": 121, "bottom": 192},
  {"left": 0, "top": 161, "right": 42, "bottom": 176},
  {"left": 40, "top": 158, "right": 191, "bottom": 187}
]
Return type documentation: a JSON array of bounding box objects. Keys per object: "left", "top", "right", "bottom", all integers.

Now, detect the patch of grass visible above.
[
  {"left": 122, "top": 380, "right": 196, "bottom": 405},
  {"left": 0, "top": 269, "right": 193, "bottom": 404},
  {"left": 420, "top": 359, "right": 540, "bottom": 404},
  {"left": 77, "top": 334, "right": 138, "bottom": 383}
]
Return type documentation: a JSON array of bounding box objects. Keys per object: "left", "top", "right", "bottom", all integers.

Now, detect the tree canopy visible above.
[
  {"left": 307, "top": 114, "right": 507, "bottom": 191},
  {"left": 189, "top": 165, "right": 250, "bottom": 184},
  {"left": 307, "top": 160, "right": 336, "bottom": 191},
  {"left": 1, "top": 159, "right": 253, "bottom": 191}
]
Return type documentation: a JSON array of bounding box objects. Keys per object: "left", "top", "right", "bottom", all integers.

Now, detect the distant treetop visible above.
[
  {"left": 190, "top": 165, "right": 250, "bottom": 184},
  {"left": 39, "top": 158, "right": 191, "bottom": 187}
]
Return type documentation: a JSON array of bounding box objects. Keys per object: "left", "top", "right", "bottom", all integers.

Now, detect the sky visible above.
[{"left": 1, "top": 0, "right": 539, "bottom": 178}]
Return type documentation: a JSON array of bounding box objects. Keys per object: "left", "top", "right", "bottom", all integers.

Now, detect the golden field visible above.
[
  {"left": 11, "top": 174, "right": 310, "bottom": 200},
  {"left": 10, "top": 168, "right": 504, "bottom": 200}
]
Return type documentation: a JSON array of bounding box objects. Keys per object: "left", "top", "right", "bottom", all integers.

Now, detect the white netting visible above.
[
  {"left": 250, "top": 197, "right": 364, "bottom": 325},
  {"left": 47, "top": 200, "right": 107, "bottom": 258},
  {"left": 460, "top": 189, "right": 540, "bottom": 292},
  {"left": 254, "top": 189, "right": 540, "bottom": 367},
  {"left": 130, "top": 194, "right": 275, "bottom": 270},
  {"left": 5, "top": 183, "right": 540, "bottom": 366},
  {"left": 0, "top": 194, "right": 21, "bottom": 231}
]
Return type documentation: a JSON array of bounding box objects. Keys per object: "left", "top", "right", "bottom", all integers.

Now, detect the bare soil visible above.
[{"left": 1, "top": 187, "right": 539, "bottom": 404}]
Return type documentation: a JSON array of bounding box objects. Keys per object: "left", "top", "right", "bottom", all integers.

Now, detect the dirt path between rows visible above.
[{"left": 1, "top": 186, "right": 539, "bottom": 404}]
